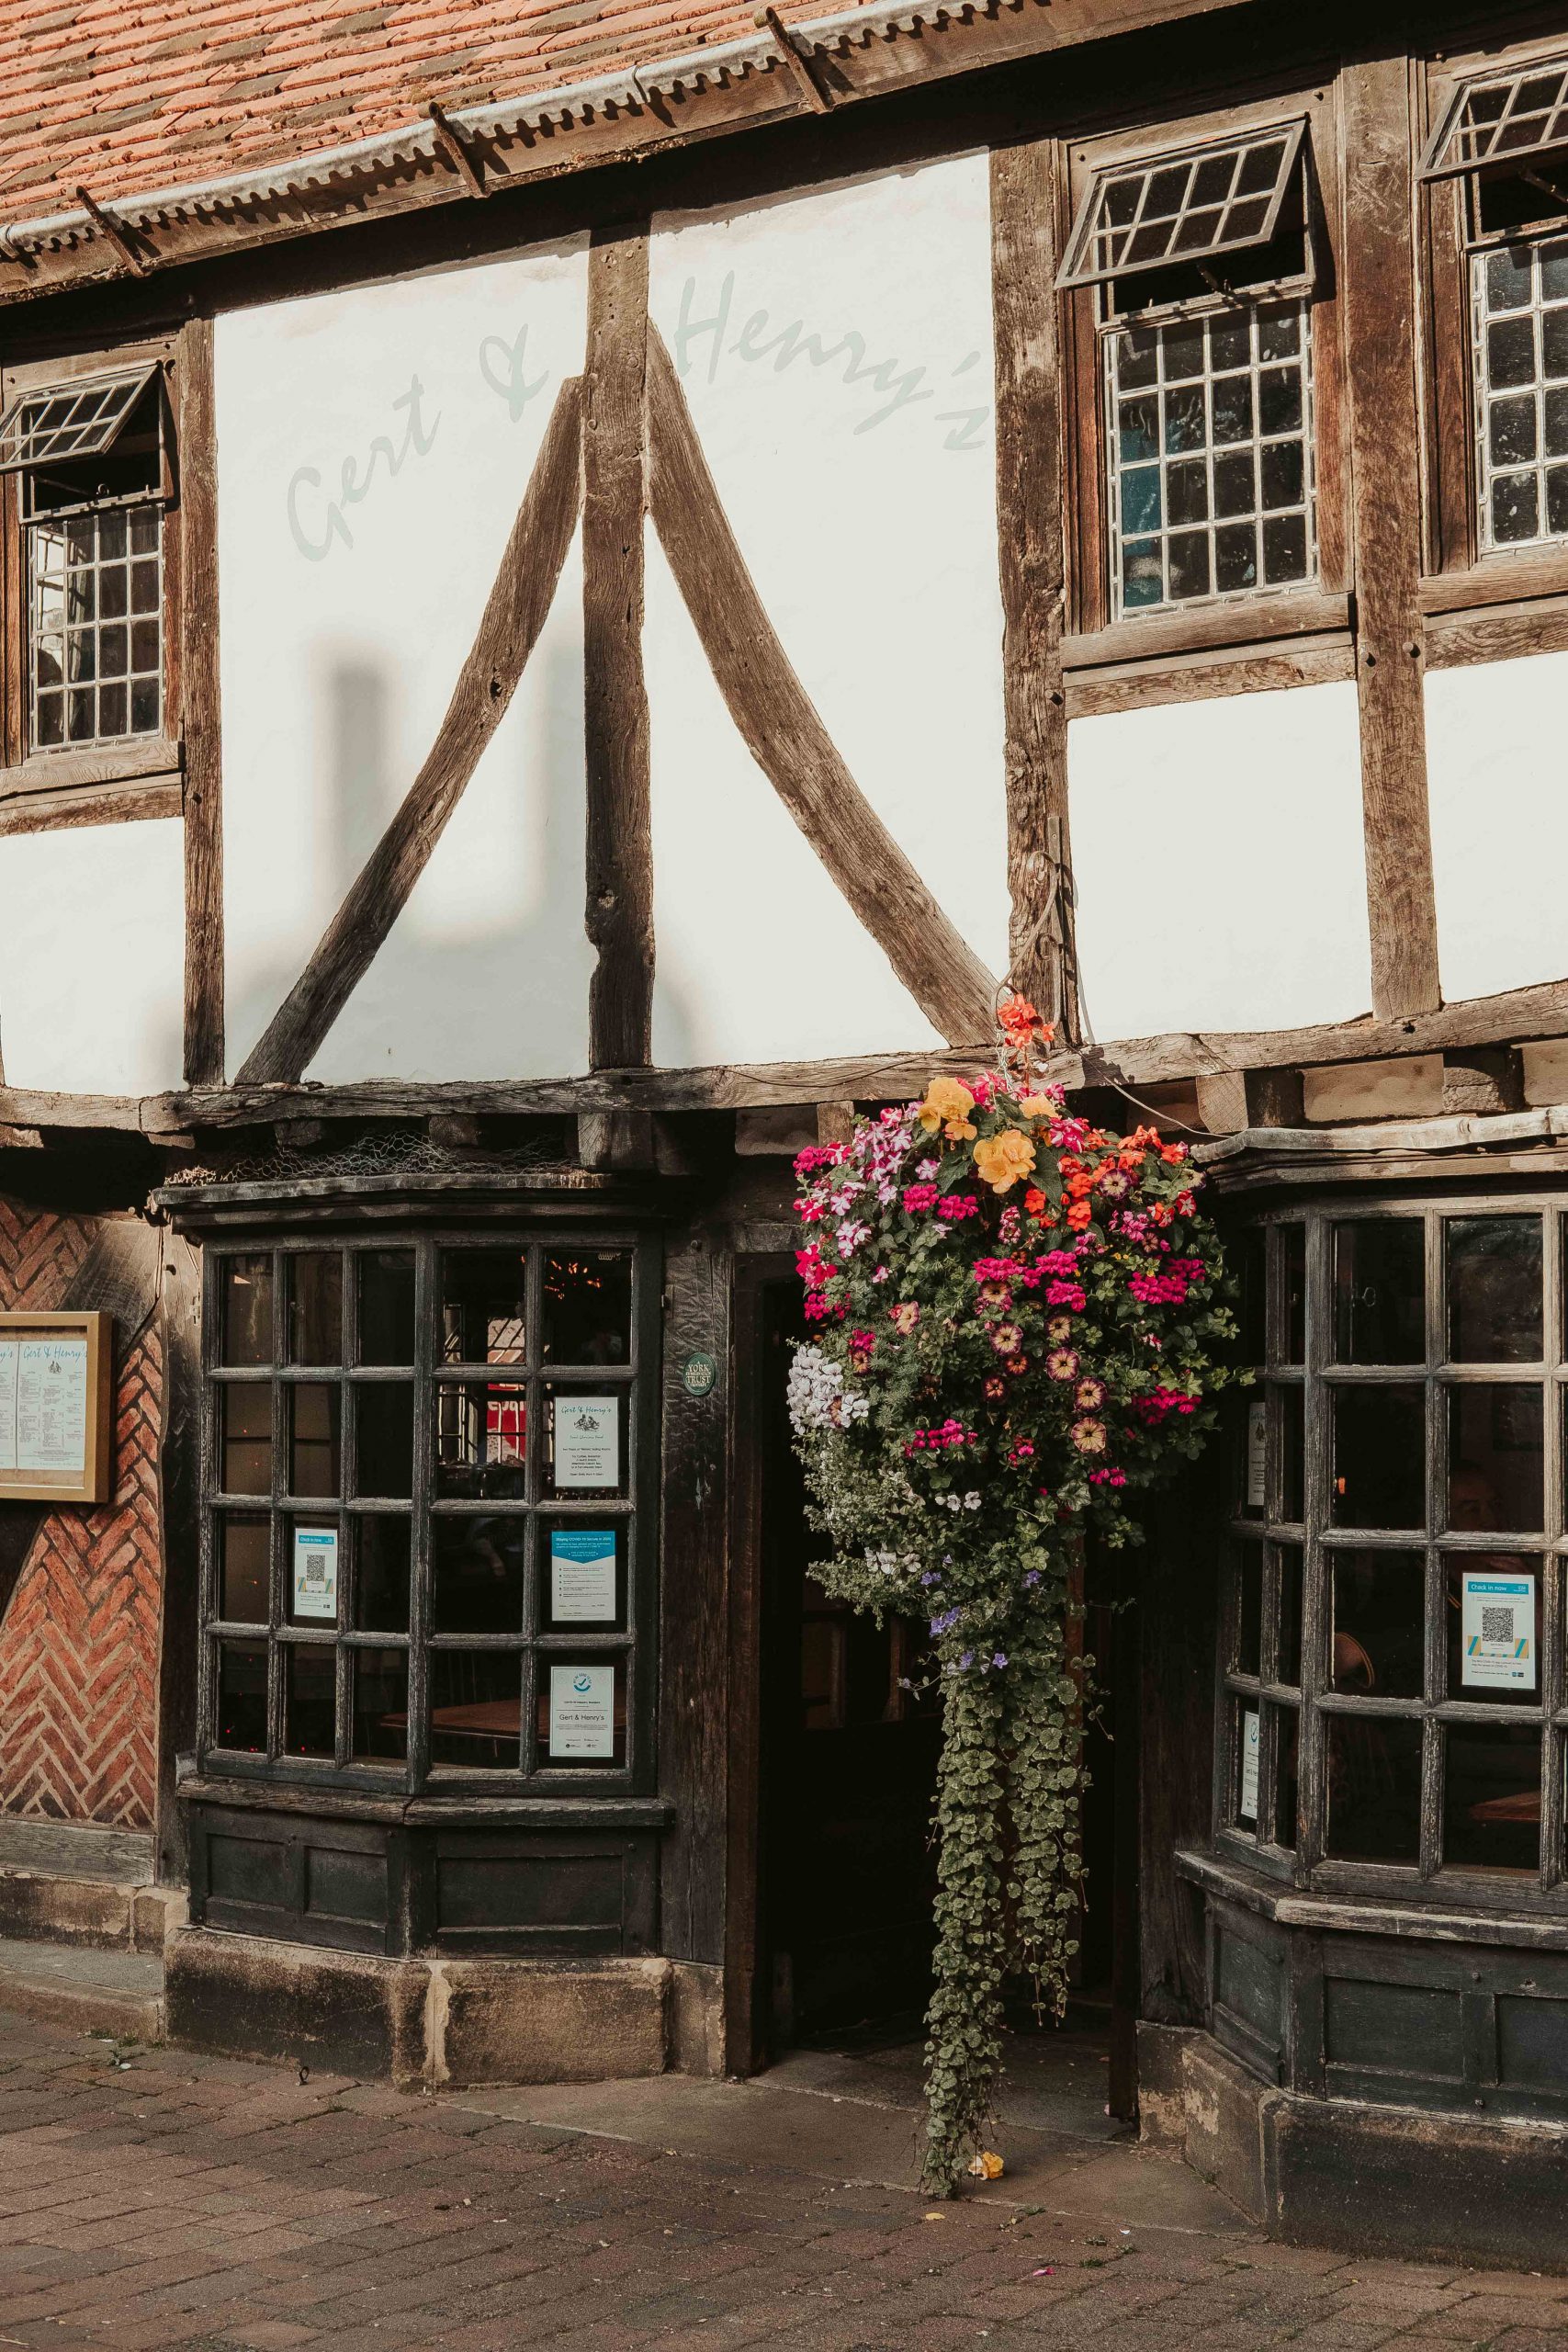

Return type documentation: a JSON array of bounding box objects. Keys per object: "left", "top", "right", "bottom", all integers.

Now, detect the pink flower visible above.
[
  {"left": 937, "top": 1193, "right": 980, "bottom": 1223},
  {"left": 903, "top": 1183, "right": 940, "bottom": 1215},
  {"left": 1045, "top": 1316, "right": 1074, "bottom": 1343},
  {"left": 888, "top": 1301, "right": 920, "bottom": 1335},
  {"left": 1089, "top": 1465, "right": 1127, "bottom": 1487},
  {"left": 990, "top": 1323, "right": 1022, "bottom": 1356},
  {"left": 1046, "top": 1348, "right": 1079, "bottom": 1382},
  {"left": 1044, "top": 1280, "right": 1087, "bottom": 1311},
  {"left": 1008, "top": 1441, "right": 1035, "bottom": 1466},
  {"left": 1074, "top": 1377, "right": 1107, "bottom": 1411},
  {"left": 1070, "top": 1417, "right": 1108, "bottom": 1455}
]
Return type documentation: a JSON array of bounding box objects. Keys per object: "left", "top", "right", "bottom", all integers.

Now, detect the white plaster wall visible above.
[
  {"left": 1068, "top": 682, "right": 1372, "bottom": 1040},
  {"left": 217, "top": 238, "right": 592, "bottom": 1083},
  {"left": 0, "top": 819, "right": 185, "bottom": 1092},
  {"left": 646, "top": 159, "right": 1006, "bottom": 1067},
  {"left": 1427, "top": 652, "right": 1568, "bottom": 1005}
]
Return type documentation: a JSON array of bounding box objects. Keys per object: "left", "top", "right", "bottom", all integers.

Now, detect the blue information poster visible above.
[{"left": 550, "top": 1528, "right": 616, "bottom": 1623}]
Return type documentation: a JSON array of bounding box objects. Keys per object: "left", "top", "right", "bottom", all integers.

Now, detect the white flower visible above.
[
  {"left": 865, "top": 1546, "right": 918, "bottom": 1581},
  {"left": 787, "top": 1344, "right": 869, "bottom": 1434},
  {"left": 964, "top": 1491, "right": 982, "bottom": 1511}
]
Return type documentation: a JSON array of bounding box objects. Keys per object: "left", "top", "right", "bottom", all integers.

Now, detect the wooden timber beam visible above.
[
  {"left": 235, "top": 376, "right": 585, "bottom": 1086},
  {"left": 179, "top": 317, "right": 225, "bottom": 1087},
  {"left": 990, "top": 136, "right": 1078, "bottom": 1041},
  {"left": 645, "top": 329, "right": 998, "bottom": 1047},
  {"left": 583, "top": 225, "right": 656, "bottom": 1070},
  {"left": 1341, "top": 55, "right": 1441, "bottom": 1023}
]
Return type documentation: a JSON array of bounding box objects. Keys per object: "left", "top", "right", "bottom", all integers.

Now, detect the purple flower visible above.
[{"left": 991, "top": 1651, "right": 1009, "bottom": 1669}]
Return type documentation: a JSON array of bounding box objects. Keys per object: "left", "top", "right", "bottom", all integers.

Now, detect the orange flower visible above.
[
  {"left": 1066, "top": 1199, "right": 1093, "bottom": 1231},
  {"left": 973, "top": 1127, "right": 1037, "bottom": 1193},
  {"left": 1023, "top": 1187, "right": 1047, "bottom": 1216},
  {"left": 1065, "top": 1170, "right": 1096, "bottom": 1199},
  {"left": 919, "top": 1076, "right": 976, "bottom": 1136},
  {"left": 998, "top": 992, "right": 1053, "bottom": 1048},
  {"left": 944, "top": 1114, "right": 977, "bottom": 1142}
]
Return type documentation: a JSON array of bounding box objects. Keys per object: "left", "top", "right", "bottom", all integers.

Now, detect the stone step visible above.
[
  {"left": 0, "top": 1935, "right": 164, "bottom": 2044},
  {"left": 0, "top": 1818, "right": 185, "bottom": 1954}
]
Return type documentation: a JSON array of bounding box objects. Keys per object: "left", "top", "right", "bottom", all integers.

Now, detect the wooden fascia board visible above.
[
  {"left": 0, "top": 0, "right": 1258, "bottom": 310},
  {"left": 17, "top": 973, "right": 1568, "bottom": 1137}
]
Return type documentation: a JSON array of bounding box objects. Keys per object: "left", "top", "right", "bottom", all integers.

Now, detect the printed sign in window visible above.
[
  {"left": 550, "top": 1529, "right": 617, "bottom": 1623},
  {"left": 1461, "top": 1570, "right": 1536, "bottom": 1690},
  {"left": 1246, "top": 1399, "right": 1267, "bottom": 1510},
  {"left": 548, "top": 1663, "right": 615, "bottom": 1758},
  {"left": 292, "top": 1526, "right": 339, "bottom": 1622},
  {"left": 1239, "top": 1709, "right": 1260, "bottom": 1822},
  {"left": 553, "top": 1396, "right": 619, "bottom": 1488}
]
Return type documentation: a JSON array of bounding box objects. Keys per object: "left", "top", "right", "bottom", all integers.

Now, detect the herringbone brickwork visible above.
[{"left": 0, "top": 1199, "right": 164, "bottom": 1830}]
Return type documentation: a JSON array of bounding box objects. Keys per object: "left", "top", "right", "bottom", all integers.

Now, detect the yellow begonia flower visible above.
[
  {"left": 973, "top": 1127, "right": 1036, "bottom": 1193},
  {"left": 919, "top": 1076, "right": 976, "bottom": 1135},
  {"left": 944, "top": 1116, "right": 977, "bottom": 1141},
  {"left": 1019, "top": 1094, "right": 1055, "bottom": 1119}
]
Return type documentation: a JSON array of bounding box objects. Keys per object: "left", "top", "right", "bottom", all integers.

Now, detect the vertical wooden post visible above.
[
  {"left": 584, "top": 223, "right": 655, "bottom": 1069},
  {"left": 178, "top": 316, "right": 226, "bottom": 1085},
  {"left": 1342, "top": 57, "right": 1441, "bottom": 1023},
  {"left": 990, "top": 140, "right": 1079, "bottom": 1041}
]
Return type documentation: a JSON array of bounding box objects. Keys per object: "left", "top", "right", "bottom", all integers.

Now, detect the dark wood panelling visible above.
[
  {"left": 177, "top": 317, "right": 225, "bottom": 1086},
  {"left": 584, "top": 225, "right": 655, "bottom": 1072},
  {"left": 236, "top": 376, "right": 585, "bottom": 1086},
  {"left": 1340, "top": 55, "right": 1441, "bottom": 1023},
  {"left": 990, "top": 137, "right": 1078, "bottom": 1036}
]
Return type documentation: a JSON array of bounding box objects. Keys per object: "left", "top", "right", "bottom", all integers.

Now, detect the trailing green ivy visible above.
[{"left": 787, "top": 999, "right": 1236, "bottom": 2192}]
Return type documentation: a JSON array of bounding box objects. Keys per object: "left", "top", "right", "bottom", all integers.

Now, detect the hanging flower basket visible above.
[{"left": 787, "top": 995, "right": 1238, "bottom": 2193}]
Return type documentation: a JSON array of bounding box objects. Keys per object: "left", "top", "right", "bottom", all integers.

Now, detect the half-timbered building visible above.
[{"left": 4, "top": 0, "right": 1568, "bottom": 2264}]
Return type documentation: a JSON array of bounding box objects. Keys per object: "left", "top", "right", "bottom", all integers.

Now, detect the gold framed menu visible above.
[{"left": 0, "top": 1311, "right": 113, "bottom": 1505}]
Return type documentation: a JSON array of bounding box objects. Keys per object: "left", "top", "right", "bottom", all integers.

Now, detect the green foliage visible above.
[{"left": 787, "top": 1035, "right": 1236, "bottom": 2193}]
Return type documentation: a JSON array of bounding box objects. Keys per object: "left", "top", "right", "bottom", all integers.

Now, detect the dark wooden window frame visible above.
[
  {"left": 1061, "top": 80, "right": 1348, "bottom": 680},
  {"left": 0, "top": 335, "right": 185, "bottom": 831},
  {"left": 1419, "top": 28, "right": 1568, "bottom": 632},
  {"left": 198, "top": 1227, "right": 662, "bottom": 1800},
  {"left": 1215, "top": 1190, "right": 1568, "bottom": 1920}
]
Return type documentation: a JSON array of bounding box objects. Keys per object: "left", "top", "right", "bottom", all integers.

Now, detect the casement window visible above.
[
  {"left": 1220, "top": 1201, "right": 1568, "bottom": 1896},
  {"left": 201, "top": 1236, "right": 659, "bottom": 1792},
  {"left": 0, "top": 353, "right": 175, "bottom": 771},
  {"left": 1060, "top": 121, "right": 1321, "bottom": 618},
  {"left": 1423, "top": 52, "right": 1568, "bottom": 557}
]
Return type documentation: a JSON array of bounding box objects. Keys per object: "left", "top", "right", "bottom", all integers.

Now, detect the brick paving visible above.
[{"left": 1, "top": 2011, "right": 1567, "bottom": 2350}]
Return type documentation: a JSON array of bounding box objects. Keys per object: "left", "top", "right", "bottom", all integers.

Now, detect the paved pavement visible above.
[{"left": 2, "top": 2008, "right": 1567, "bottom": 2351}]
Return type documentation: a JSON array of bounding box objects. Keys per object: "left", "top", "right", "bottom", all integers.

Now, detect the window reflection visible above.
[
  {"left": 1325, "top": 1714, "right": 1422, "bottom": 1862},
  {"left": 434, "top": 1383, "right": 528, "bottom": 1500},
  {"left": 289, "top": 1385, "right": 340, "bottom": 1499},
  {"left": 440, "top": 1250, "right": 527, "bottom": 1366},
  {"left": 1332, "top": 1385, "right": 1424, "bottom": 1527},
  {"left": 1448, "top": 1386, "right": 1543, "bottom": 1532},
  {"left": 221, "top": 1386, "right": 271, "bottom": 1496},
  {"left": 220, "top": 1257, "right": 272, "bottom": 1366},
  {"left": 542, "top": 1251, "right": 632, "bottom": 1366},
  {"left": 1330, "top": 1550, "right": 1425, "bottom": 1699},
  {"left": 217, "top": 1639, "right": 267, "bottom": 1751},
  {"left": 284, "top": 1645, "right": 335, "bottom": 1758},
  {"left": 220, "top": 1515, "right": 269, "bottom": 1623},
  {"left": 288, "top": 1253, "right": 342, "bottom": 1367},
  {"left": 1333, "top": 1220, "right": 1424, "bottom": 1363},
  {"left": 1444, "top": 1724, "right": 1540, "bottom": 1875},
  {"left": 1448, "top": 1217, "right": 1542, "bottom": 1363},
  {"left": 358, "top": 1252, "right": 415, "bottom": 1367}
]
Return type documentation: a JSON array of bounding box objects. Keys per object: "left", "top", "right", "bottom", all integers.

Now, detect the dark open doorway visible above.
[{"left": 732, "top": 1264, "right": 1136, "bottom": 2111}]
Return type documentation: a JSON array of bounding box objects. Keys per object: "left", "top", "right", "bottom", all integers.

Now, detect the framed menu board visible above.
[{"left": 0, "top": 1312, "right": 113, "bottom": 1505}]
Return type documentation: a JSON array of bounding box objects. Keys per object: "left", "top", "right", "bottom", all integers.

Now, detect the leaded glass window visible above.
[
  {"left": 202, "top": 1235, "right": 658, "bottom": 1792},
  {"left": 1059, "top": 123, "right": 1307, "bottom": 292},
  {"left": 1107, "top": 300, "right": 1315, "bottom": 614},
  {"left": 1472, "top": 235, "right": 1568, "bottom": 551},
  {"left": 1219, "top": 1202, "right": 1568, "bottom": 1896}
]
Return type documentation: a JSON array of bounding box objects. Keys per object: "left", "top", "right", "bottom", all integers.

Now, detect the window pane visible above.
[
  {"left": 351, "top": 1647, "right": 407, "bottom": 1763},
  {"left": 1270, "top": 1703, "right": 1300, "bottom": 1849},
  {"left": 1234, "top": 1701, "right": 1260, "bottom": 1827},
  {"left": 358, "top": 1251, "right": 415, "bottom": 1367},
  {"left": 1280, "top": 1224, "right": 1306, "bottom": 1364},
  {"left": 1332, "top": 1385, "right": 1424, "bottom": 1528},
  {"left": 288, "top": 1518, "right": 339, "bottom": 1628},
  {"left": 1330, "top": 1549, "right": 1425, "bottom": 1699},
  {"left": 288, "top": 1253, "right": 342, "bottom": 1367},
  {"left": 544, "top": 1385, "right": 628, "bottom": 1500},
  {"left": 1238, "top": 1227, "right": 1266, "bottom": 1364},
  {"left": 355, "top": 1516, "right": 411, "bottom": 1634},
  {"left": 542, "top": 1251, "right": 633, "bottom": 1366},
  {"left": 1447, "top": 1217, "right": 1541, "bottom": 1362},
  {"left": 1444, "top": 1724, "right": 1540, "bottom": 1875},
  {"left": 283, "top": 1645, "right": 335, "bottom": 1759},
  {"left": 543, "top": 1521, "right": 626, "bottom": 1633},
  {"left": 429, "top": 1651, "right": 523, "bottom": 1769},
  {"left": 356, "top": 1383, "right": 414, "bottom": 1500},
  {"left": 1276, "top": 1544, "right": 1303, "bottom": 1686},
  {"left": 1325, "top": 1715, "right": 1422, "bottom": 1862},
  {"left": 1235, "top": 1542, "right": 1262, "bottom": 1676},
  {"left": 1449, "top": 1387, "right": 1544, "bottom": 1532},
  {"left": 432, "top": 1513, "right": 527, "bottom": 1634},
  {"left": 439, "top": 1250, "right": 528, "bottom": 1366},
  {"left": 541, "top": 1660, "right": 626, "bottom": 1769},
  {"left": 216, "top": 1640, "right": 267, "bottom": 1752},
  {"left": 1332, "top": 1220, "right": 1424, "bottom": 1363},
  {"left": 1446, "top": 1555, "right": 1540, "bottom": 1704},
  {"left": 434, "top": 1382, "right": 528, "bottom": 1501},
  {"left": 220, "top": 1257, "right": 272, "bottom": 1365},
  {"left": 219, "top": 1515, "right": 269, "bottom": 1624},
  {"left": 221, "top": 1386, "right": 272, "bottom": 1496},
  {"left": 289, "top": 1385, "right": 340, "bottom": 1499},
  {"left": 1279, "top": 1385, "right": 1304, "bottom": 1524}
]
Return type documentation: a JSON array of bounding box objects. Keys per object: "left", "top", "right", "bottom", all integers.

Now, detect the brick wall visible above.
[{"left": 0, "top": 1196, "right": 164, "bottom": 1829}]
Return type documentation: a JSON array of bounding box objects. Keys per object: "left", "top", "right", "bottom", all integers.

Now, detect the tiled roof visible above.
[{"left": 0, "top": 0, "right": 859, "bottom": 228}]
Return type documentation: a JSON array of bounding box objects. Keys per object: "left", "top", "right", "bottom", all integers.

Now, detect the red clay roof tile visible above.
[{"left": 0, "top": 0, "right": 879, "bottom": 228}]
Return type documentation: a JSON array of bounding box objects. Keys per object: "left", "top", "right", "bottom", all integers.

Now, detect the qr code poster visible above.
[{"left": 1461, "top": 1570, "right": 1536, "bottom": 1690}]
